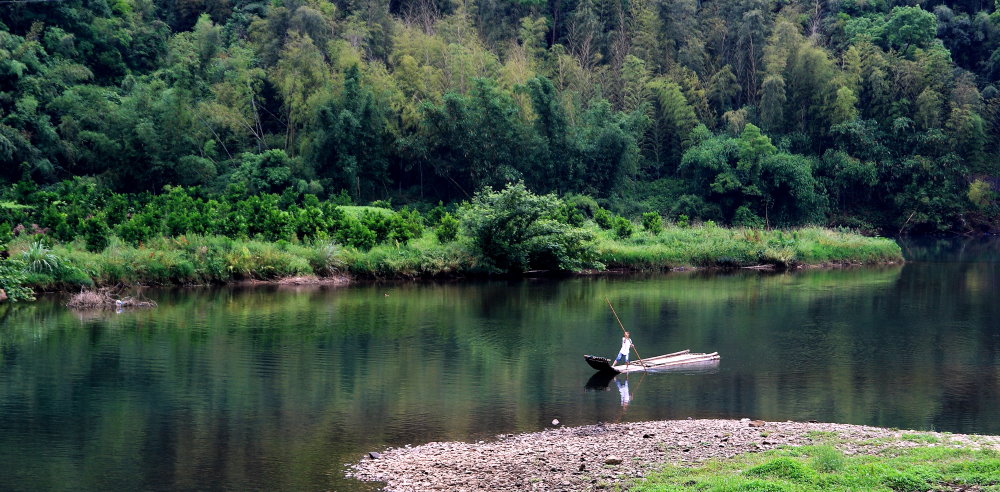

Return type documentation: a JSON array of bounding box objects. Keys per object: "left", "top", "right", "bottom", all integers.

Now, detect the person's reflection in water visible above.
[{"left": 616, "top": 377, "right": 631, "bottom": 408}]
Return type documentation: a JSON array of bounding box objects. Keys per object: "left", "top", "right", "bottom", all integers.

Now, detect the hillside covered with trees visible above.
[{"left": 2, "top": 0, "right": 999, "bottom": 233}]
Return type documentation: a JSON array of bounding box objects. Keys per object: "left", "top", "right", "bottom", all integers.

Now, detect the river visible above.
[{"left": 0, "top": 237, "right": 997, "bottom": 490}]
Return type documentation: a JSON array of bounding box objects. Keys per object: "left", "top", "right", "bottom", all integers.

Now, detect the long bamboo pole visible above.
[{"left": 605, "top": 297, "right": 647, "bottom": 372}]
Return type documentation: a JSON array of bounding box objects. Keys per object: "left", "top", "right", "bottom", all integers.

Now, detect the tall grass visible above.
[
  {"left": 52, "top": 235, "right": 317, "bottom": 286},
  {"left": 597, "top": 225, "right": 902, "bottom": 270},
  {"left": 339, "top": 234, "right": 476, "bottom": 278},
  {"left": 16, "top": 224, "right": 901, "bottom": 289}
]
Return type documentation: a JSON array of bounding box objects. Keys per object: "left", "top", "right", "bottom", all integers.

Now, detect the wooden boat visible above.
[{"left": 584, "top": 349, "right": 720, "bottom": 374}]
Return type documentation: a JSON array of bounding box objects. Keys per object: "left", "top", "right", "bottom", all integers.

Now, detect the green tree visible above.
[
  {"left": 307, "top": 65, "right": 394, "bottom": 200},
  {"left": 882, "top": 6, "right": 937, "bottom": 53},
  {"left": 646, "top": 78, "right": 698, "bottom": 175},
  {"left": 460, "top": 182, "right": 598, "bottom": 274}
]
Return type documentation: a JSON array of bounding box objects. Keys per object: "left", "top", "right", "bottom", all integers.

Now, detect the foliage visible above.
[
  {"left": 82, "top": 215, "right": 111, "bottom": 252},
  {"left": 642, "top": 212, "right": 663, "bottom": 235},
  {"left": 613, "top": 216, "right": 635, "bottom": 239},
  {"left": 593, "top": 209, "right": 614, "bottom": 230},
  {"left": 0, "top": 258, "right": 35, "bottom": 302},
  {"left": 3, "top": 0, "right": 999, "bottom": 235},
  {"left": 20, "top": 241, "right": 60, "bottom": 273},
  {"left": 460, "top": 182, "right": 598, "bottom": 273},
  {"left": 435, "top": 212, "right": 459, "bottom": 243}
]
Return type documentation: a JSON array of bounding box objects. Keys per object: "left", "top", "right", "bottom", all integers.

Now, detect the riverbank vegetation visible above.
[
  {"left": 353, "top": 419, "right": 1000, "bottom": 491},
  {"left": 634, "top": 441, "right": 1000, "bottom": 491},
  {"left": 0, "top": 182, "right": 900, "bottom": 297}
]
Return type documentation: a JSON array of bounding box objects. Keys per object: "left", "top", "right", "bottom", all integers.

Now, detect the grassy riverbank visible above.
[
  {"left": 6, "top": 223, "right": 902, "bottom": 291},
  {"left": 596, "top": 225, "right": 902, "bottom": 269},
  {"left": 635, "top": 437, "right": 1000, "bottom": 491},
  {"left": 352, "top": 419, "right": 1000, "bottom": 491}
]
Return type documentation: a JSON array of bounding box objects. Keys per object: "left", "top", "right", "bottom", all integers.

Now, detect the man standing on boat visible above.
[{"left": 613, "top": 332, "right": 632, "bottom": 367}]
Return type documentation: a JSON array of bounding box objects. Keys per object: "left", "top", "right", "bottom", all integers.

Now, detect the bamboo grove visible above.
[{"left": 2, "top": 0, "right": 999, "bottom": 232}]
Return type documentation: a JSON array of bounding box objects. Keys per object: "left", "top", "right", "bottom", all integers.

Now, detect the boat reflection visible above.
[{"left": 584, "top": 359, "right": 721, "bottom": 391}]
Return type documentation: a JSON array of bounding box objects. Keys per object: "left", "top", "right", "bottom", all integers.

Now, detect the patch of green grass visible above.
[
  {"left": 18, "top": 223, "right": 900, "bottom": 289},
  {"left": 32, "top": 232, "right": 474, "bottom": 287},
  {"left": 804, "top": 430, "right": 839, "bottom": 441},
  {"left": 901, "top": 433, "right": 941, "bottom": 444},
  {"left": 632, "top": 443, "right": 1000, "bottom": 492},
  {"left": 596, "top": 225, "right": 902, "bottom": 270},
  {"left": 810, "top": 445, "right": 846, "bottom": 473}
]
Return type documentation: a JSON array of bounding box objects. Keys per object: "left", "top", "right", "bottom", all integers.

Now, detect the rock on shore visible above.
[{"left": 349, "top": 418, "right": 1000, "bottom": 491}]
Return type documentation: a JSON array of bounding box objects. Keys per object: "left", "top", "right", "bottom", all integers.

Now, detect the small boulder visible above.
[
  {"left": 749, "top": 420, "right": 766, "bottom": 427},
  {"left": 367, "top": 452, "right": 382, "bottom": 460},
  {"left": 604, "top": 457, "right": 623, "bottom": 465},
  {"left": 552, "top": 419, "right": 560, "bottom": 426}
]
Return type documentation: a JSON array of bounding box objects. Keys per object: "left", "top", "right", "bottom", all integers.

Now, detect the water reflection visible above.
[
  {"left": 585, "top": 371, "right": 616, "bottom": 391},
  {"left": 0, "top": 240, "right": 997, "bottom": 490}
]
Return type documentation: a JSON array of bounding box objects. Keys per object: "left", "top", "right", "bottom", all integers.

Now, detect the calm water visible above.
[{"left": 0, "top": 238, "right": 998, "bottom": 490}]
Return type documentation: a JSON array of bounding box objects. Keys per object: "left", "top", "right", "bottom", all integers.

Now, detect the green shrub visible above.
[
  {"left": 117, "top": 208, "right": 160, "bottom": 246},
  {"left": 594, "top": 208, "right": 613, "bottom": 229},
  {"left": 55, "top": 265, "right": 95, "bottom": 287},
  {"left": 564, "top": 194, "right": 600, "bottom": 218},
  {"left": 336, "top": 216, "right": 377, "bottom": 250},
  {"left": 0, "top": 258, "right": 35, "bottom": 302},
  {"left": 392, "top": 208, "right": 424, "bottom": 244},
  {"left": 424, "top": 201, "right": 448, "bottom": 225},
  {"left": 83, "top": 215, "right": 111, "bottom": 252},
  {"left": 291, "top": 205, "right": 329, "bottom": 241},
  {"left": 641, "top": 212, "right": 663, "bottom": 234},
  {"left": 612, "top": 216, "right": 634, "bottom": 239},
  {"left": 555, "top": 202, "right": 586, "bottom": 226},
  {"left": 461, "top": 182, "right": 598, "bottom": 273},
  {"left": 0, "top": 222, "right": 12, "bottom": 246},
  {"left": 677, "top": 214, "right": 690, "bottom": 228},
  {"left": 360, "top": 210, "right": 394, "bottom": 243},
  {"left": 435, "top": 212, "right": 459, "bottom": 243},
  {"left": 307, "top": 243, "right": 344, "bottom": 275},
  {"left": 734, "top": 205, "right": 765, "bottom": 228},
  {"left": 21, "top": 241, "right": 60, "bottom": 273}
]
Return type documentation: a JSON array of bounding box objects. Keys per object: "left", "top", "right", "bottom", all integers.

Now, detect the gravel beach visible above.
[{"left": 350, "top": 418, "right": 1000, "bottom": 491}]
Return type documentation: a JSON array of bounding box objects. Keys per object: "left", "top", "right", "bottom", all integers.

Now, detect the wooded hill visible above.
[{"left": 2, "top": 0, "right": 999, "bottom": 232}]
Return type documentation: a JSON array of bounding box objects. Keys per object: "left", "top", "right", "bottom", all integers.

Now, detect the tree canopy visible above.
[{"left": 1, "top": 0, "right": 998, "bottom": 233}]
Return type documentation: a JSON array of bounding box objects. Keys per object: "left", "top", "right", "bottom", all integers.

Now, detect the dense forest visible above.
[{"left": 1, "top": 0, "right": 999, "bottom": 233}]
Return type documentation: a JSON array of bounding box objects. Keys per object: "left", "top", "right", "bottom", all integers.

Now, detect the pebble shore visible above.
[{"left": 350, "top": 418, "right": 1000, "bottom": 491}]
